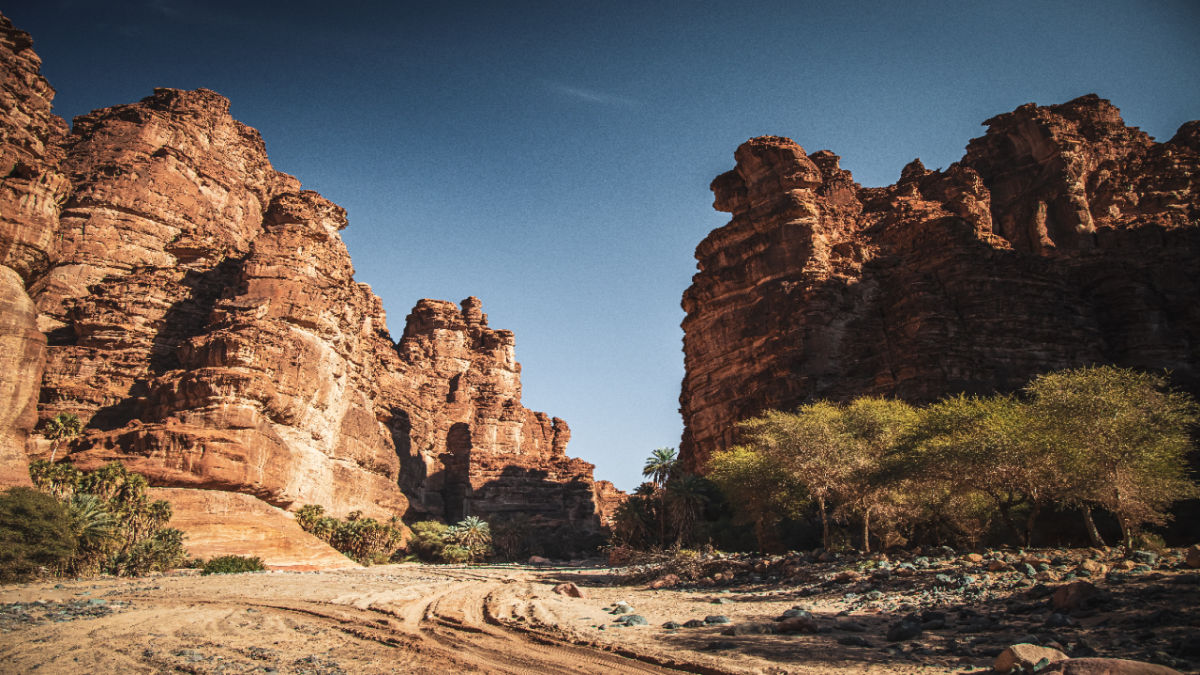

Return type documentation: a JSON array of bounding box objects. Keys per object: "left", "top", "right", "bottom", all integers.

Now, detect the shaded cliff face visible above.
[
  {"left": 681, "top": 95, "right": 1200, "bottom": 473},
  {"left": 0, "top": 13, "right": 607, "bottom": 544}
]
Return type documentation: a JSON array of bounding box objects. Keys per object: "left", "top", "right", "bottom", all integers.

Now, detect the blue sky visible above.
[{"left": 7, "top": 0, "right": 1199, "bottom": 490}]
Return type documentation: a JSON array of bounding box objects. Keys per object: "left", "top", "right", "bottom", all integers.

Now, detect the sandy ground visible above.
[{"left": 0, "top": 560, "right": 1195, "bottom": 674}]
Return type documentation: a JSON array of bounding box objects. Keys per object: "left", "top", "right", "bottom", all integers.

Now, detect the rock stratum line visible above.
[
  {"left": 680, "top": 97, "right": 1200, "bottom": 472},
  {"left": 0, "top": 12, "right": 621, "bottom": 559}
]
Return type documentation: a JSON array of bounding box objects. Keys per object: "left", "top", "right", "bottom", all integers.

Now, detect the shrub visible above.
[
  {"left": 202, "top": 555, "right": 266, "bottom": 575},
  {"left": 408, "top": 520, "right": 451, "bottom": 562},
  {"left": 25, "top": 461, "right": 188, "bottom": 578},
  {"left": 294, "top": 505, "right": 406, "bottom": 565},
  {"left": 0, "top": 487, "right": 77, "bottom": 582}
]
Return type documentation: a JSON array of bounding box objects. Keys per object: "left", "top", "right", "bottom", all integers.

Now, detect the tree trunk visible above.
[
  {"left": 861, "top": 509, "right": 871, "bottom": 554},
  {"left": 49, "top": 441, "right": 59, "bottom": 464},
  {"left": 754, "top": 517, "right": 766, "bottom": 554},
  {"left": 818, "top": 497, "right": 831, "bottom": 551},
  {"left": 1081, "top": 505, "right": 1105, "bottom": 547},
  {"left": 1118, "top": 516, "right": 1134, "bottom": 551},
  {"left": 1023, "top": 504, "right": 1040, "bottom": 548},
  {"left": 996, "top": 501, "right": 1023, "bottom": 544}
]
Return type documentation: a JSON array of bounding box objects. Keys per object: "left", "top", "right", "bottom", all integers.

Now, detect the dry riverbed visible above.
[{"left": 0, "top": 549, "right": 1197, "bottom": 674}]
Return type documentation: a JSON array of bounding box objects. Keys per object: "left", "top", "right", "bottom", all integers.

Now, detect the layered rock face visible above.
[
  {"left": 681, "top": 96, "right": 1200, "bottom": 472},
  {"left": 0, "top": 15, "right": 68, "bottom": 485},
  {"left": 0, "top": 13, "right": 607, "bottom": 549}
]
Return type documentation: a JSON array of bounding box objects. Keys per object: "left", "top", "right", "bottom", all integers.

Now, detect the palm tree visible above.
[
  {"left": 642, "top": 448, "right": 678, "bottom": 547},
  {"left": 666, "top": 475, "right": 711, "bottom": 547},
  {"left": 450, "top": 516, "right": 491, "bottom": 561},
  {"left": 45, "top": 413, "right": 82, "bottom": 463},
  {"left": 642, "top": 447, "right": 678, "bottom": 487}
]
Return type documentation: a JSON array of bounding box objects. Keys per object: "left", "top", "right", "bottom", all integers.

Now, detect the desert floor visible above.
[{"left": 0, "top": 557, "right": 1195, "bottom": 674}]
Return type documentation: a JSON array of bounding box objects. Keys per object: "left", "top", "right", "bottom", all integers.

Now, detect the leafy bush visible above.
[
  {"left": 408, "top": 520, "right": 451, "bottom": 562},
  {"left": 202, "top": 555, "right": 266, "bottom": 575},
  {"left": 26, "top": 461, "right": 187, "bottom": 577},
  {"left": 405, "top": 518, "right": 494, "bottom": 563},
  {"left": 0, "top": 487, "right": 77, "bottom": 582},
  {"left": 686, "top": 367, "right": 1200, "bottom": 553},
  {"left": 294, "top": 505, "right": 406, "bottom": 565}
]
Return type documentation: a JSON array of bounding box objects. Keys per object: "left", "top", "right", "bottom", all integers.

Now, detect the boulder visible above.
[
  {"left": 552, "top": 582, "right": 585, "bottom": 598},
  {"left": 993, "top": 643, "right": 1069, "bottom": 673},
  {"left": 1052, "top": 581, "right": 1099, "bottom": 611},
  {"left": 1042, "top": 658, "right": 1183, "bottom": 674}
]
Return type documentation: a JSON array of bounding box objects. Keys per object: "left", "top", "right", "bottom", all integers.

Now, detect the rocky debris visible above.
[
  {"left": 0, "top": 12, "right": 614, "bottom": 554},
  {"left": 552, "top": 582, "right": 585, "bottom": 598},
  {"left": 0, "top": 599, "right": 125, "bottom": 631},
  {"left": 704, "top": 615, "right": 732, "bottom": 625},
  {"left": 679, "top": 95, "right": 1200, "bottom": 472},
  {"left": 995, "top": 643, "right": 1070, "bottom": 673},
  {"left": 606, "top": 544, "right": 1198, "bottom": 670},
  {"left": 614, "top": 614, "right": 648, "bottom": 627}
]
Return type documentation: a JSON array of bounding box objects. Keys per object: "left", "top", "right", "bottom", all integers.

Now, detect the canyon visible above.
[
  {"left": 0, "top": 13, "right": 617, "bottom": 562},
  {"left": 680, "top": 95, "right": 1200, "bottom": 472}
]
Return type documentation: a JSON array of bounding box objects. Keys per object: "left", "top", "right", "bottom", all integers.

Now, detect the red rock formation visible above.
[
  {"left": 0, "top": 12, "right": 612, "bottom": 552},
  {"left": 148, "top": 488, "right": 359, "bottom": 570},
  {"left": 0, "top": 15, "right": 68, "bottom": 485},
  {"left": 384, "top": 298, "right": 602, "bottom": 533},
  {"left": 681, "top": 96, "right": 1200, "bottom": 473}
]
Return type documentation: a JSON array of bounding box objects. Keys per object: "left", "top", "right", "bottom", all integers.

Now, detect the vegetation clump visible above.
[
  {"left": 615, "top": 366, "right": 1199, "bottom": 554},
  {"left": 14, "top": 461, "right": 188, "bottom": 579},
  {"left": 406, "top": 516, "right": 493, "bottom": 563},
  {"left": 294, "top": 504, "right": 406, "bottom": 565},
  {"left": 201, "top": 555, "right": 266, "bottom": 575}
]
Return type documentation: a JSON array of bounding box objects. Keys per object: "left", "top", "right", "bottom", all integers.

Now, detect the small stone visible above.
[
  {"left": 704, "top": 615, "right": 731, "bottom": 625},
  {"left": 777, "top": 616, "right": 819, "bottom": 634},
  {"left": 683, "top": 619, "right": 706, "bottom": 628},
  {"left": 1051, "top": 580, "right": 1098, "bottom": 611},
  {"left": 886, "top": 618, "right": 922, "bottom": 642},
  {"left": 1185, "top": 545, "right": 1200, "bottom": 569},
  {"left": 615, "top": 614, "right": 648, "bottom": 626},
  {"left": 552, "top": 582, "right": 585, "bottom": 598},
  {"left": 662, "top": 621, "right": 682, "bottom": 629},
  {"left": 722, "top": 622, "right": 776, "bottom": 636}
]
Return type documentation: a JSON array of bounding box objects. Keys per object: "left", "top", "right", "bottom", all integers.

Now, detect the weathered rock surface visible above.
[
  {"left": 148, "top": 488, "right": 358, "bottom": 570},
  {"left": 0, "top": 15, "right": 67, "bottom": 484},
  {"left": 680, "top": 96, "right": 1200, "bottom": 471},
  {"left": 385, "top": 298, "right": 602, "bottom": 534},
  {"left": 0, "top": 12, "right": 611, "bottom": 553}
]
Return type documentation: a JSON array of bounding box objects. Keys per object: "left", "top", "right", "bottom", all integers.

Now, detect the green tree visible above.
[
  {"left": 642, "top": 447, "right": 678, "bottom": 546},
  {"left": 896, "top": 393, "right": 1062, "bottom": 546},
  {"left": 447, "top": 516, "right": 492, "bottom": 562},
  {"left": 1026, "top": 366, "right": 1200, "bottom": 549},
  {"left": 665, "top": 475, "right": 711, "bottom": 547},
  {"left": 707, "top": 445, "right": 804, "bottom": 552},
  {"left": 642, "top": 447, "right": 678, "bottom": 487},
  {"left": 0, "top": 487, "right": 77, "bottom": 581},
  {"left": 43, "top": 413, "right": 82, "bottom": 463},
  {"left": 837, "top": 397, "right": 918, "bottom": 552},
  {"left": 739, "top": 404, "right": 849, "bottom": 550}
]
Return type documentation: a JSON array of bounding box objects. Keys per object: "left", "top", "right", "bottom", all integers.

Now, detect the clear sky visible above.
[{"left": 6, "top": 0, "right": 1200, "bottom": 491}]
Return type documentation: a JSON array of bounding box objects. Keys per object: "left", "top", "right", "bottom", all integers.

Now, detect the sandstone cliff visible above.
[
  {"left": 0, "top": 13, "right": 607, "bottom": 554},
  {"left": 681, "top": 96, "right": 1200, "bottom": 472}
]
